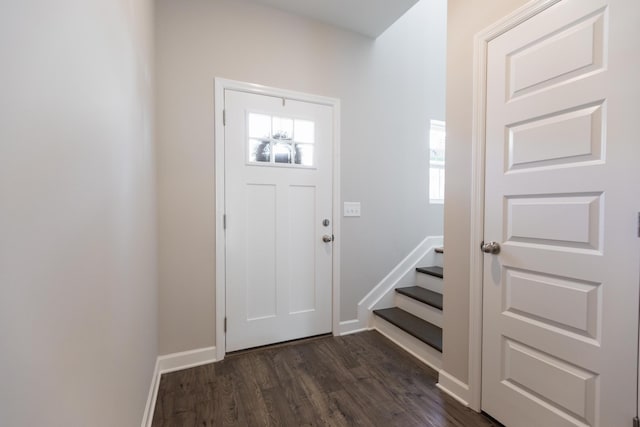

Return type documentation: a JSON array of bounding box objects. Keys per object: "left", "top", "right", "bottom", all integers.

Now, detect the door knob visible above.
[
  {"left": 481, "top": 241, "right": 500, "bottom": 254},
  {"left": 322, "top": 235, "right": 334, "bottom": 243}
]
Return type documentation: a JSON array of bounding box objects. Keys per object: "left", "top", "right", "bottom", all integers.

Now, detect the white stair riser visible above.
[
  {"left": 395, "top": 293, "right": 443, "bottom": 328},
  {"left": 434, "top": 253, "right": 443, "bottom": 268},
  {"left": 415, "top": 273, "right": 443, "bottom": 293},
  {"left": 373, "top": 316, "right": 442, "bottom": 371}
]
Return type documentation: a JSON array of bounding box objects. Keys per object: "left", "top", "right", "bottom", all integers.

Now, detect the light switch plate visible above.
[{"left": 344, "top": 202, "right": 361, "bottom": 217}]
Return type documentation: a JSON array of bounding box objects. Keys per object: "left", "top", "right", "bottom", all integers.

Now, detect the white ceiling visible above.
[{"left": 245, "top": 0, "right": 420, "bottom": 38}]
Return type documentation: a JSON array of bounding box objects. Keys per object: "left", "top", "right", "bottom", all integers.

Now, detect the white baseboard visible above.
[
  {"left": 141, "top": 358, "right": 161, "bottom": 427},
  {"left": 436, "top": 369, "right": 471, "bottom": 407},
  {"left": 338, "top": 319, "right": 370, "bottom": 336},
  {"left": 156, "top": 346, "right": 217, "bottom": 374},
  {"left": 141, "top": 346, "right": 217, "bottom": 427},
  {"left": 356, "top": 235, "right": 443, "bottom": 329}
]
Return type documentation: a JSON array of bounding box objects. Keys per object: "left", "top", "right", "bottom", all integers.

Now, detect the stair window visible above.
[{"left": 429, "top": 119, "right": 446, "bottom": 204}]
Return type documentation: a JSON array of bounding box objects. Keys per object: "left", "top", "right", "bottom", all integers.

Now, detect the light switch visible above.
[{"left": 344, "top": 202, "right": 361, "bottom": 217}]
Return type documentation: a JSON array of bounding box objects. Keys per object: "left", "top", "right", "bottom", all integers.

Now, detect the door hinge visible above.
[
  {"left": 223, "top": 214, "right": 227, "bottom": 229},
  {"left": 633, "top": 416, "right": 639, "bottom": 427},
  {"left": 224, "top": 317, "right": 227, "bottom": 333},
  {"left": 223, "top": 109, "right": 226, "bottom": 126}
]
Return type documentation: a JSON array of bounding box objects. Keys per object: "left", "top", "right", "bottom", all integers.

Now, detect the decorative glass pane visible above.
[
  {"left": 294, "top": 144, "right": 314, "bottom": 166},
  {"left": 274, "top": 141, "right": 293, "bottom": 163},
  {"left": 430, "top": 167, "right": 445, "bottom": 203},
  {"left": 272, "top": 117, "right": 293, "bottom": 140},
  {"left": 249, "top": 113, "right": 271, "bottom": 139},
  {"left": 294, "top": 119, "right": 315, "bottom": 143},
  {"left": 430, "top": 120, "right": 446, "bottom": 163},
  {"left": 250, "top": 138, "right": 271, "bottom": 163}
]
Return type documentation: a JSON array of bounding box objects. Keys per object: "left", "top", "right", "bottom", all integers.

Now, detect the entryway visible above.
[{"left": 215, "top": 80, "right": 340, "bottom": 355}]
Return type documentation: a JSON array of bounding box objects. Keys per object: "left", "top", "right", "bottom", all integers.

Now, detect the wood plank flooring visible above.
[{"left": 152, "top": 331, "right": 501, "bottom": 427}]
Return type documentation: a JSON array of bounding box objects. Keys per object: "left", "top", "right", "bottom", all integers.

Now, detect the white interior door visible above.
[
  {"left": 482, "top": 0, "right": 640, "bottom": 426},
  {"left": 224, "top": 89, "right": 333, "bottom": 352}
]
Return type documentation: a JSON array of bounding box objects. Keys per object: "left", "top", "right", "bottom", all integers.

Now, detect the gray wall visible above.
[
  {"left": 155, "top": 0, "right": 446, "bottom": 355},
  {"left": 442, "top": 0, "right": 530, "bottom": 384},
  {"left": 0, "top": 1, "right": 157, "bottom": 426}
]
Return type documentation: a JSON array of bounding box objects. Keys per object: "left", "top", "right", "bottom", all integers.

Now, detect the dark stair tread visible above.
[
  {"left": 416, "top": 266, "right": 443, "bottom": 278},
  {"left": 434, "top": 247, "right": 444, "bottom": 254},
  {"left": 395, "top": 286, "right": 443, "bottom": 310},
  {"left": 373, "top": 307, "right": 442, "bottom": 352}
]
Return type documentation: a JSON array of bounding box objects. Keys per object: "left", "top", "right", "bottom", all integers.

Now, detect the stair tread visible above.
[
  {"left": 373, "top": 307, "right": 442, "bottom": 352},
  {"left": 416, "top": 266, "right": 443, "bottom": 278},
  {"left": 396, "top": 286, "right": 443, "bottom": 310}
]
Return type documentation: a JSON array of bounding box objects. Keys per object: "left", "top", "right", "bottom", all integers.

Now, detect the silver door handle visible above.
[
  {"left": 481, "top": 241, "right": 500, "bottom": 254},
  {"left": 322, "top": 235, "right": 334, "bottom": 243}
]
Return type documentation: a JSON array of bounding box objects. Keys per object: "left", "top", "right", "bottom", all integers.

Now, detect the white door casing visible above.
[
  {"left": 481, "top": 0, "right": 640, "bottom": 426},
  {"left": 223, "top": 88, "right": 334, "bottom": 352}
]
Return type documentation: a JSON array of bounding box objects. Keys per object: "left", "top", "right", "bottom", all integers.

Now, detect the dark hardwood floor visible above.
[{"left": 152, "top": 331, "right": 501, "bottom": 426}]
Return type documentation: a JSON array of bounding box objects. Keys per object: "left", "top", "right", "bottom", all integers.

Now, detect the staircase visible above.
[{"left": 373, "top": 247, "right": 444, "bottom": 370}]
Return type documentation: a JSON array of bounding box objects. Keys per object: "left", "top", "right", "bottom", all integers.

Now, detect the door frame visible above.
[
  {"left": 214, "top": 78, "right": 341, "bottom": 361},
  {"left": 467, "top": 0, "right": 562, "bottom": 411}
]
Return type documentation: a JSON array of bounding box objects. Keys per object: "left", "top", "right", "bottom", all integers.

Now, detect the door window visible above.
[{"left": 248, "top": 113, "right": 315, "bottom": 167}]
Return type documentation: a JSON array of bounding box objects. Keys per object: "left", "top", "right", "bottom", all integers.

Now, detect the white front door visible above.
[
  {"left": 224, "top": 89, "right": 333, "bottom": 352},
  {"left": 482, "top": 0, "right": 640, "bottom": 426}
]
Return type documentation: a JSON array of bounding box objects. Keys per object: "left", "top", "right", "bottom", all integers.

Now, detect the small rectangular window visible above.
[
  {"left": 247, "top": 113, "right": 315, "bottom": 167},
  {"left": 429, "top": 120, "right": 446, "bottom": 204}
]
